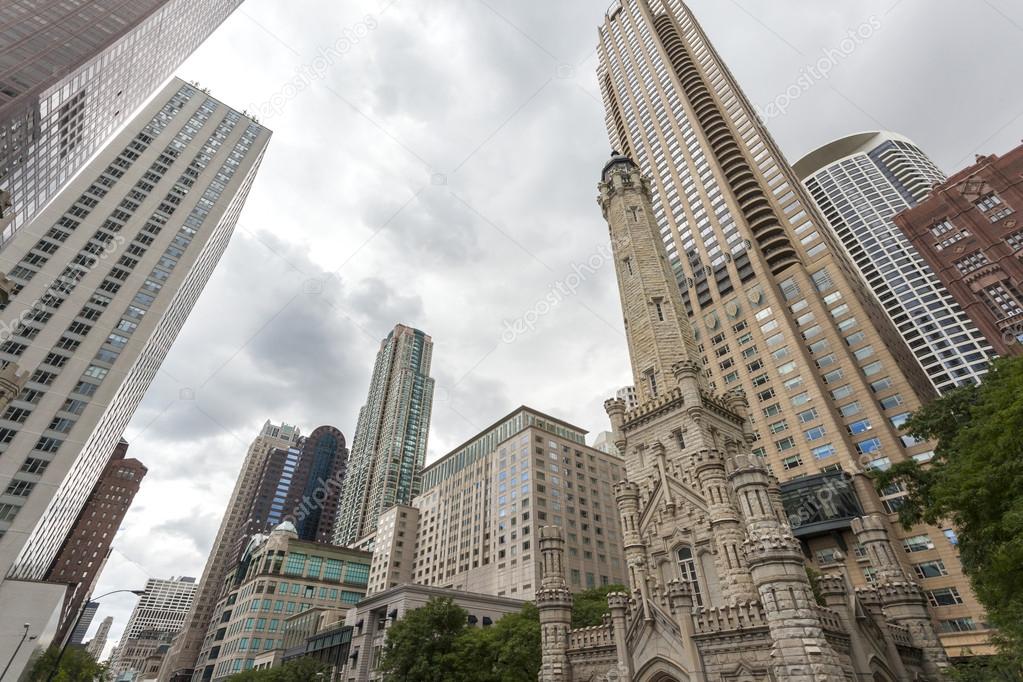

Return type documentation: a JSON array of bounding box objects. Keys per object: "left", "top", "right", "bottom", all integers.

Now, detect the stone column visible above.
[
  {"left": 607, "top": 592, "right": 635, "bottom": 682},
  {"left": 666, "top": 580, "right": 704, "bottom": 682},
  {"left": 672, "top": 359, "right": 703, "bottom": 407},
  {"left": 692, "top": 448, "right": 756, "bottom": 603},
  {"left": 729, "top": 454, "right": 848, "bottom": 681},
  {"left": 819, "top": 573, "right": 908, "bottom": 681},
  {"left": 615, "top": 481, "right": 654, "bottom": 620},
  {"left": 604, "top": 397, "right": 628, "bottom": 459},
  {"left": 537, "top": 526, "right": 573, "bottom": 682},
  {"left": 852, "top": 515, "right": 949, "bottom": 677}
]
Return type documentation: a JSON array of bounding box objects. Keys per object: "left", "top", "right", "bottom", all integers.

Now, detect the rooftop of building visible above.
[{"left": 792, "top": 130, "right": 917, "bottom": 179}]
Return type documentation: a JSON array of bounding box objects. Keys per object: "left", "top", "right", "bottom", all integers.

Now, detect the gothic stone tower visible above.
[{"left": 534, "top": 154, "right": 952, "bottom": 682}]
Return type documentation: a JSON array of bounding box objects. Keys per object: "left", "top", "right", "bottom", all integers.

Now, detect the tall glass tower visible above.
[
  {"left": 795, "top": 132, "right": 994, "bottom": 393},
  {"left": 597, "top": 0, "right": 989, "bottom": 655},
  {"left": 333, "top": 324, "right": 434, "bottom": 547},
  {"left": 0, "top": 78, "right": 270, "bottom": 674},
  {"left": 0, "top": 0, "right": 246, "bottom": 242}
]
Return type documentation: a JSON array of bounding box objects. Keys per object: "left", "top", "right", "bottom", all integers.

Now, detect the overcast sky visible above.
[{"left": 86, "top": 0, "right": 1023, "bottom": 656}]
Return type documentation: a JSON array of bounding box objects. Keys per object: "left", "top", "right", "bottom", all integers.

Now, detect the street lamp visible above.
[
  {"left": 46, "top": 589, "right": 145, "bottom": 682},
  {"left": 1, "top": 623, "right": 36, "bottom": 681}
]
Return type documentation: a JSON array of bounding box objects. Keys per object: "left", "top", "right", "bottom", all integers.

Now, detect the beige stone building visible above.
[
  {"left": 536, "top": 152, "right": 952, "bottom": 682},
  {"left": 367, "top": 407, "right": 629, "bottom": 599},
  {"left": 595, "top": 0, "right": 988, "bottom": 656},
  {"left": 191, "top": 523, "right": 371, "bottom": 680}
]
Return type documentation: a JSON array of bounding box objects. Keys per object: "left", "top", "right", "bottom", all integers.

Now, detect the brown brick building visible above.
[
  {"left": 895, "top": 144, "right": 1023, "bottom": 356},
  {"left": 45, "top": 439, "right": 147, "bottom": 646}
]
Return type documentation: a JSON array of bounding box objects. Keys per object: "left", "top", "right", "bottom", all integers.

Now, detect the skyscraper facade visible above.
[
  {"left": 895, "top": 144, "right": 1023, "bottom": 356},
  {"left": 333, "top": 324, "right": 434, "bottom": 547},
  {"left": 110, "top": 576, "right": 197, "bottom": 678},
  {"left": 68, "top": 600, "right": 99, "bottom": 647},
  {"left": 45, "top": 438, "right": 147, "bottom": 647},
  {"left": 0, "top": 78, "right": 270, "bottom": 672},
  {"left": 86, "top": 615, "right": 113, "bottom": 659},
  {"left": 795, "top": 131, "right": 994, "bottom": 392},
  {"left": 366, "top": 407, "right": 628, "bottom": 599},
  {"left": 596, "top": 0, "right": 987, "bottom": 654},
  {"left": 159, "top": 421, "right": 301, "bottom": 682},
  {"left": 0, "top": 0, "right": 246, "bottom": 239}
]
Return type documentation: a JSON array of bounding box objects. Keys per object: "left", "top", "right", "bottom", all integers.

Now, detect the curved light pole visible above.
[
  {"left": 1, "top": 623, "right": 36, "bottom": 681},
  {"left": 46, "top": 588, "right": 145, "bottom": 682}
]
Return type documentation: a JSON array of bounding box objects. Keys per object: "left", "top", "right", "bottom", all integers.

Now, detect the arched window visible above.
[{"left": 676, "top": 546, "right": 703, "bottom": 606}]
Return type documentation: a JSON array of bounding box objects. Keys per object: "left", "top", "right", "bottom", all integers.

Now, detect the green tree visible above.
[
  {"left": 873, "top": 356, "right": 1023, "bottom": 672},
  {"left": 225, "top": 656, "right": 329, "bottom": 680},
  {"left": 449, "top": 603, "right": 541, "bottom": 682},
  {"left": 571, "top": 584, "right": 627, "bottom": 628},
  {"left": 27, "top": 646, "right": 108, "bottom": 681},
  {"left": 378, "top": 598, "right": 468, "bottom": 682}
]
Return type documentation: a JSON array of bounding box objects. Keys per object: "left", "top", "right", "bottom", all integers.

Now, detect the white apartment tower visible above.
[
  {"left": 0, "top": 78, "right": 270, "bottom": 672},
  {"left": 795, "top": 132, "right": 994, "bottom": 393}
]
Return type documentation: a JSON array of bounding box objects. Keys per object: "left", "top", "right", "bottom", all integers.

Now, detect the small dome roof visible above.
[
  {"left": 602, "top": 150, "right": 637, "bottom": 179},
  {"left": 272, "top": 521, "right": 298, "bottom": 537}
]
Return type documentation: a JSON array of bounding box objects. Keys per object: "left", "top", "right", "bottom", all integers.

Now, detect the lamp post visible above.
[
  {"left": 46, "top": 589, "right": 145, "bottom": 682},
  {"left": 1, "top": 623, "right": 35, "bottom": 681}
]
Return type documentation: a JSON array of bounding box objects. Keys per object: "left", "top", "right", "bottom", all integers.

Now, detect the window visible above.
[
  {"left": 848, "top": 419, "right": 872, "bottom": 435},
  {"left": 903, "top": 535, "right": 934, "bottom": 553},
  {"left": 926, "top": 587, "right": 964, "bottom": 607},
  {"left": 781, "top": 454, "right": 802, "bottom": 470},
  {"left": 283, "top": 553, "right": 306, "bottom": 576},
  {"left": 939, "top": 618, "right": 977, "bottom": 633},
  {"left": 804, "top": 426, "right": 826, "bottom": 441},
  {"left": 811, "top": 444, "right": 836, "bottom": 460},
  {"left": 675, "top": 546, "right": 703, "bottom": 606},
  {"left": 797, "top": 408, "right": 818, "bottom": 423},
  {"left": 775, "top": 436, "right": 796, "bottom": 452},
  {"left": 913, "top": 560, "right": 948, "bottom": 579}
]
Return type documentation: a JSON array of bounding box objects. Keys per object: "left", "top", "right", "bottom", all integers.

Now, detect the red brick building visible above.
[
  {"left": 895, "top": 144, "right": 1023, "bottom": 356},
  {"left": 45, "top": 439, "right": 147, "bottom": 646}
]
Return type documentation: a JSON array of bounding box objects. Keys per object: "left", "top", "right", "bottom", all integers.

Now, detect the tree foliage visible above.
[
  {"left": 27, "top": 646, "right": 108, "bottom": 682},
  {"left": 873, "top": 356, "right": 1023, "bottom": 669},
  {"left": 225, "top": 656, "right": 329, "bottom": 680},
  {"left": 378, "top": 598, "right": 540, "bottom": 682},
  {"left": 570, "top": 584, "right": 627, "bottom": 628}
]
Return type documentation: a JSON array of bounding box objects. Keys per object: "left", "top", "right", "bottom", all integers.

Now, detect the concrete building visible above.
[
  {"left": 45, "top": 439, "right": 147, "bottom": 647},
  {"left": 0, "top": 78, "right": 269, "bottom": 675},
  {"left": 895, "top": 143, "right": 1023, "bottom": 356},
  {"left": 796, "top": 132, "right": 994, "bottom": 392},
  {"left": 538, "top": 150, "right": 950, "bottom": 681},
  {"left": 191, "top": 522, "right": 372, "bottom": 681},
  {"left": 367, "top": 406, "right": 628, "bottom": 599},
  {"left": 596, "top": 0, "right": 987, "bottom": 656},
  {"left": 87, "top": 615, "right": 114, "bottom": 660},
  {"left": 341, "top": 584, "right": 525, "bottom": 682},
  {"left": 0, "top": 0, "right": 245, "bottom": 239},
  {"left": 334, "top": 324, "right": 435, "bottom": 547},
  {"left": 110, "top": 577, "right": 197, "bottom": 678},
  {"left": 158, "top": 421, "right": 300, "bottom": 682},
  {"left": 615, "top": 385, "right": 638, "bottom": 409},
  {"left": 112, "top": 629, "right": 174, "bottom": 681}
]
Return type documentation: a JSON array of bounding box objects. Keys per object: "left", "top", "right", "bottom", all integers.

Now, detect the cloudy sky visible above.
[{"left": 86, "top": 0, "right": 1023, "bottom": 655}]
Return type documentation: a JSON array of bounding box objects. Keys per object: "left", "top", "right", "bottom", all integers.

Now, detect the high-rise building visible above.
[
  {"left": 795, "top": 132, "right": 994, "bottom": 392},
  {"left": 366, "top": 407, "right": 628, "bottom": 598},
  {"left": 615, "top": 384, "right": 638, "bottom": 409},
  {"left": 0, "top": 78, "right": 270, "bottom": 673},
  {"left": 191, "top": 522, "right": 372, "bottom": 681},
  {"left": 86, "top": 615, "right": 113, "bottom": 660},
  {"left": 159, "top": 421, "right": 301, "bottom": 682},
  {"left": 45, "top": 438, "right": 147, "bottom": 647},
  {"left": 596, "top": 0, "right": 988, "bottom": 655},
  {"left": 334, "top": 324, "right": 435, "bottom": 547},
  {"left": 0, "top": 0, "right": 246, "bottom": 240},
  {"left": 895, "top": 144, "right": 1023, "bottom": 356},
  {"left": 536, "top": 151, "right": 950, "bottom": 680},
  {"left": 68, "top": 600, "right": 99, "bottom": 647},
  {"left": 109, "top": 575, "right": 198, "bottom": 677}
]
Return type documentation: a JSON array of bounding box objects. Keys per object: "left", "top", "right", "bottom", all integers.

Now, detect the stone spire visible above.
[
  {"left": 537, "top": 526, "right": 573, "bottom": 682},
  {"left": 598, "top": 152, "right": 706, "bottom": 404}
]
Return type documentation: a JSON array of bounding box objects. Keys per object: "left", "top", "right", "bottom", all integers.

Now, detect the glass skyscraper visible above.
[
  {"left": 795, "top": 132, "right": 994, "bottom": 393},
  {"left": 0, "top": 78, "right": 270, "bottom": 674},
  {"left": 333, "top": 324, "right": 435, "bottom": 547},
  {"left": 0, "top": 0, "right": 246, "bottom": 242},
  {"left": 596, "top": 0, "right": 989, "bottom": 655}
]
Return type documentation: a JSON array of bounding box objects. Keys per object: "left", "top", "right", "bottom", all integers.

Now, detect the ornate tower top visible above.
[{"left": 598, "top": 152, "right": 707, "bottom": 406}]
